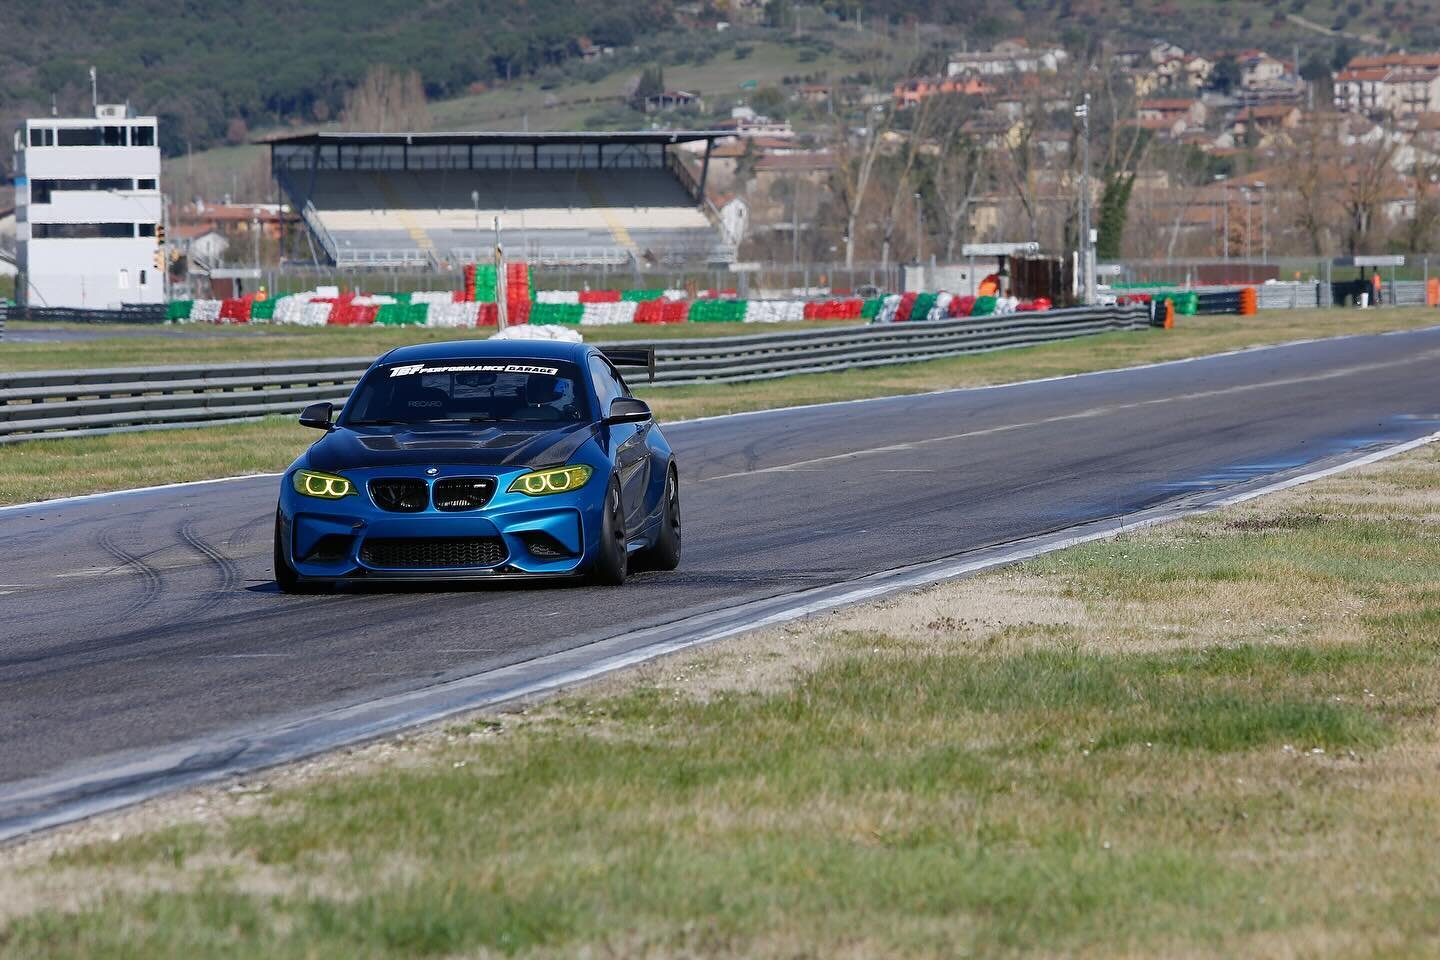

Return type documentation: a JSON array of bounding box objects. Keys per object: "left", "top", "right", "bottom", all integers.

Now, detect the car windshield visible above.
[{"left": 343, "top": 359, "right": 590, "bottom": 426}]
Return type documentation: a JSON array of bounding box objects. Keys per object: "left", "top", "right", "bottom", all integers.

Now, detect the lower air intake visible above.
[{"left": 360, "top": 537, "right": 507, "bottom": 569}]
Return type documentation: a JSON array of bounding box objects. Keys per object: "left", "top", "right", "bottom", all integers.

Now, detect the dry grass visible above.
[{"left": 4, "top": 442, "right": 1438, "bottom": 957}]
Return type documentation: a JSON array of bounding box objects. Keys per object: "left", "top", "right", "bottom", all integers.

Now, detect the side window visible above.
[{"left": 588, "top": 356, "right": 621, "bottom": 412}]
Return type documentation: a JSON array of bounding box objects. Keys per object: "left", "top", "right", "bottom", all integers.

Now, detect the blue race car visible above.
[{"left": 274, "top": 340, "right": 680, "bottom": 591}]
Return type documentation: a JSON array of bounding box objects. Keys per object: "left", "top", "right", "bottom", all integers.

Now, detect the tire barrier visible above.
[{"left": 1, "top": 305, "right": 1154, "bottom": 443}]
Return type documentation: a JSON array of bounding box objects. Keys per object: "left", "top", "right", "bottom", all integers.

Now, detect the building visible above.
[
  {"left": 947, "top": 40, "right": 1069, "bottom": 78},
  {"left": 1334, "top": 54, "right": 1440, "bottom": 117},
  {"left": 15, "top": 105, "right": 163, "bottom": 309},
  {"left": 893, "top": 75, "right": 994, "bottom": 108}
]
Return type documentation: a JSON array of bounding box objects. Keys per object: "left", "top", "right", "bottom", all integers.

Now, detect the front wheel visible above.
[
  {"left": 634, "top": 467, "right": 681, "bottom": 571},
  {"left": 587, "top": 480, "right": 628, "bottom": 586}
]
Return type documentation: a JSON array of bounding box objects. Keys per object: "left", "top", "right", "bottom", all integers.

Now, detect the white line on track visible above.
[{"left": 703, "top": 349, "right": 1440, "bottom": 482}]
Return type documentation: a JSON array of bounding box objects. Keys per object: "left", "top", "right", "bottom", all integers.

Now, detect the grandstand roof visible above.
[{"left": 261, "top": 129, "right": 732, "bottom": 147}]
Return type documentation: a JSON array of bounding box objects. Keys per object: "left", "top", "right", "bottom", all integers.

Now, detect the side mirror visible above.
[
  {"left": 299, "top": 401, "right": 334, "bottom": 431},
  {"left": 605, "top": 397, "right": 652, "bottom": 425}
]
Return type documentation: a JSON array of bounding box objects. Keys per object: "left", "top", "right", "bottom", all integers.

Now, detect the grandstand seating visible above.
[{"left": 294, "top": 168, "right": 726, "bottom": 267}]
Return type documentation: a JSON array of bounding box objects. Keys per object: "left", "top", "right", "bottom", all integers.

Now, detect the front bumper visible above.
[{"left": 278, "top": 464, "right": 602, "bottom": 580}]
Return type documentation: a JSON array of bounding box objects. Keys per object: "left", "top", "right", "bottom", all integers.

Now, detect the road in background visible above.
[{"left": 1, "top": 327, "right": 1437, "bottom": 792}]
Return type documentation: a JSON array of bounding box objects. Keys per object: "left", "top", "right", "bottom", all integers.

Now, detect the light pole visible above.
[
  {"left": 471, "top": 189, "right": 480, "bottom": 232},
  {"left": 1076, "top": 93, "right": 1092, "bottom": 303},
  {"left": 1216, "top": 177, "right": 1229, "bottom": 262}
]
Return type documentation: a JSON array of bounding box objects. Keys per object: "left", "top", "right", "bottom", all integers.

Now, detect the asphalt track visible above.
[{"left": 2, "top": 326, "right": 1439, "bottom": 809}]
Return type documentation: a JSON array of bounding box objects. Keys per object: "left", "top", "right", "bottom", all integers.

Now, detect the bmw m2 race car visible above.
[{"left": 274, "top": 340, "right": 680, "bottom": 591}]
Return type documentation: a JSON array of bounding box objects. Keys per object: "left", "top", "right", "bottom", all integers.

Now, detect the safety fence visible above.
[{"left": 0, "top": 304, "right": 1154, "bottom": 443}]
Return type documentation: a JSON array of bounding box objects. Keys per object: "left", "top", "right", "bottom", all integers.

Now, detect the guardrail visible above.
[
  {"left": 0, "top": 304, "right": 1152, "bottom": 443},
  {"left": 0, "top": 303, "right": 168, "bottom": 327}
]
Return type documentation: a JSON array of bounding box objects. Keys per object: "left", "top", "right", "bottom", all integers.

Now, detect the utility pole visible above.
[{"left": 1076, "top": 93, "right": 1093, "bottom": 304}]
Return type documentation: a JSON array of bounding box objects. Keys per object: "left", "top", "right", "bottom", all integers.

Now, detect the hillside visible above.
[
  {"left": 10, "top": 0, "right": 1440, "bottom": 175},
  {"left": 1, "top": 0, "right": 673, "bottom": 160}
]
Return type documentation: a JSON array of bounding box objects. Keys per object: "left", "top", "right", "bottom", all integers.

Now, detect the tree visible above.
[
  {"left": 918, "top": 95, "right": 989, "bottom": 259},
  {"left": 1209, "top": 56, "right": 1241, "bottom": 95},
  {"left": 831, "top": 108, "right": 892, "bottom": 268},
  {"left": 631, "top": 65, "right": 665, "bottom": 108},
  {"left": 341, "top": 65, "right": 430, "bottom": 133}
]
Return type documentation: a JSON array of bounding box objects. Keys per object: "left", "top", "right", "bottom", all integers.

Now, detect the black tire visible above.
[
  {"left": 274, "top": 511, "right": 328, "bottom": 594},
  {"left": 634, "top": 466, "right": 681, "bottom": 571},
  {"left": 588, "top": 480, "right": 628, "bottom": 586}
]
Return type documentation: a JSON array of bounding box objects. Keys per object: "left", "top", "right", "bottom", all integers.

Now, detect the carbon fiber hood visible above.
[{"left": 306, "top": 422, "right": 597, "bottom": 472}]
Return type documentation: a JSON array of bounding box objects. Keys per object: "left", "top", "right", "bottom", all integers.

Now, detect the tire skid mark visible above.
[
  {"left": 178, "top": 521, "right": 243, "bottom": 617},
  {"left": 95, "top": 528, "right": 163, "bottom": 619}
]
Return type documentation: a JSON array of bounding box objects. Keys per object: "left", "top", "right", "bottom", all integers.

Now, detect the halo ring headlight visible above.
[
  {"left": 292, "top": 469, "right": 356, "bottom": 500},
  {"left": 509, "top": 465, "right": 592, "bottom": 497}
]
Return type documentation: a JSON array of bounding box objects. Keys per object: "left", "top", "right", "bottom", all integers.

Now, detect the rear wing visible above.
[{"left": 599, "top": 346, "right": 656, "bottom": 384}]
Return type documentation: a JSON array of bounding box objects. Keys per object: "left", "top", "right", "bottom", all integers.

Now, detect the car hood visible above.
[{"left": 307, "top": 422, "right": 598, "bottom": 472}]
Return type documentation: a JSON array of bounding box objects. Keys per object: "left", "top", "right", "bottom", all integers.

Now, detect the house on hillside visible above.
[
  {"left": 947, "top": 39, "right": 1068, "bottom": 77},
  {"left": 1138, "top": 98, "right": 1208, "bottom": 127},
  {"left": 1334, "top": 54, "right": 1440, "bottom": 117},
  {"left": 1230, "top": 104, "right": 1301, "bottom": 143},
  {"left": 1237, "top": 50, "right": 1292, "bottom": 89},
  {"left": 643, "top": 91, "right": 703, "bottom": 113},
  {"left": 892, "top": 75, "right": 994, "bottom": 108}
]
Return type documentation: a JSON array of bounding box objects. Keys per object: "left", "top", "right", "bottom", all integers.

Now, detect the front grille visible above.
[
  {"left": 369, "top": 478, "right": 428, "bottom": 512},
  {"left": 433, "top": 477, "right": 496, "bottom": 512},
  {"left": 360, "top": 537, "right": 508, "bottom": 569}
]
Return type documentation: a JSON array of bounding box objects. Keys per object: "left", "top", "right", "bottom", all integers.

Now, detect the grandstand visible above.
[{"left": 266, "top": 131, "right": 735, "bottom": 269}]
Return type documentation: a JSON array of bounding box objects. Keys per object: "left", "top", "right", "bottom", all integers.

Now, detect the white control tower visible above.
[{"left": 14, "top": 105, "right": 164, "bottom": 309}]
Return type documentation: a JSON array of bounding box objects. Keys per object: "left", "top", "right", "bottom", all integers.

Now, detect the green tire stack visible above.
[
  {"left": 529, "top": 303, "right": 583, "bottom": 325},
  {"left": 688, "top": 300, "right": 746, "bottom": 322},
  {"left": 249, "top": 298, "right": 277, "bottom": 321},
  {"left": 473, "top": 265, "right": 498, "bottom": 303},
  {"left": 861, "top": 298, "right": 883, "bottom": 321},
  {"left": 910, "top": 293, "right": 937, "bottom": 322},
  {"left": 166, "top": 300, "right": 193, "bottom": 321},
  {"left": 970, "top": 295, "right": 998, "bottom": 317},
  {"left": 621, "top": 289, "right": 665, "bottom": 302}
]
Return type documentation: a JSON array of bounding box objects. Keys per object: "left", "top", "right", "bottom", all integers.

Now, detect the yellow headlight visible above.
[
  {"left": 292, "top": 469, "right": 355, "bottom": 499},
  {"left": 508, "top": 464, "right": 593, "bottom": 496}
]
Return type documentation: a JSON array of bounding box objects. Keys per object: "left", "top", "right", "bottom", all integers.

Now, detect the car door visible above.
[
  {"left": 587, "top": 356, "right": 650, "bottom": 532},
  {"left": 590, "top": 356, "right": 652, "bottom": 533}
]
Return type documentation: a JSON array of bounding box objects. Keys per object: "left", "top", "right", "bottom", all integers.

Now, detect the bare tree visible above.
[
  {"left": 342, "top": 66, "right": 431, "bottom": 133},
  {"left": 832, "top": 108, "right": 892, "bottom": 268},
  {"left": 1341, "top": 133, "right": 1402, "bottom": 254}
]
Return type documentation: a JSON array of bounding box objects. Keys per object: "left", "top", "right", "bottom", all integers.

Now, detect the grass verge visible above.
[
  {"left": 4, "top": 438, "right": 1437, "bottom": 957},
  {"left": 0, "top": 319, "right": 856, "bottom": 372},
  {"left": 1, "top": 308, "right": 1435, "bottom": 507}
]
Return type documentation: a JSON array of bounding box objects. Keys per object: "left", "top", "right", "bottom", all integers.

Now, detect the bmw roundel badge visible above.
[{"left": 425, "top": 467, "right": 439, "bottom": 476}]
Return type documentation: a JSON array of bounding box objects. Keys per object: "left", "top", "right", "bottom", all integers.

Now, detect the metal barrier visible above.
[
  {"left": 0, "top": 305, "right": 1152, "bottom": 443},
  {"left": 1, "top": 304, "right": 168, "bottom": 326}
]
